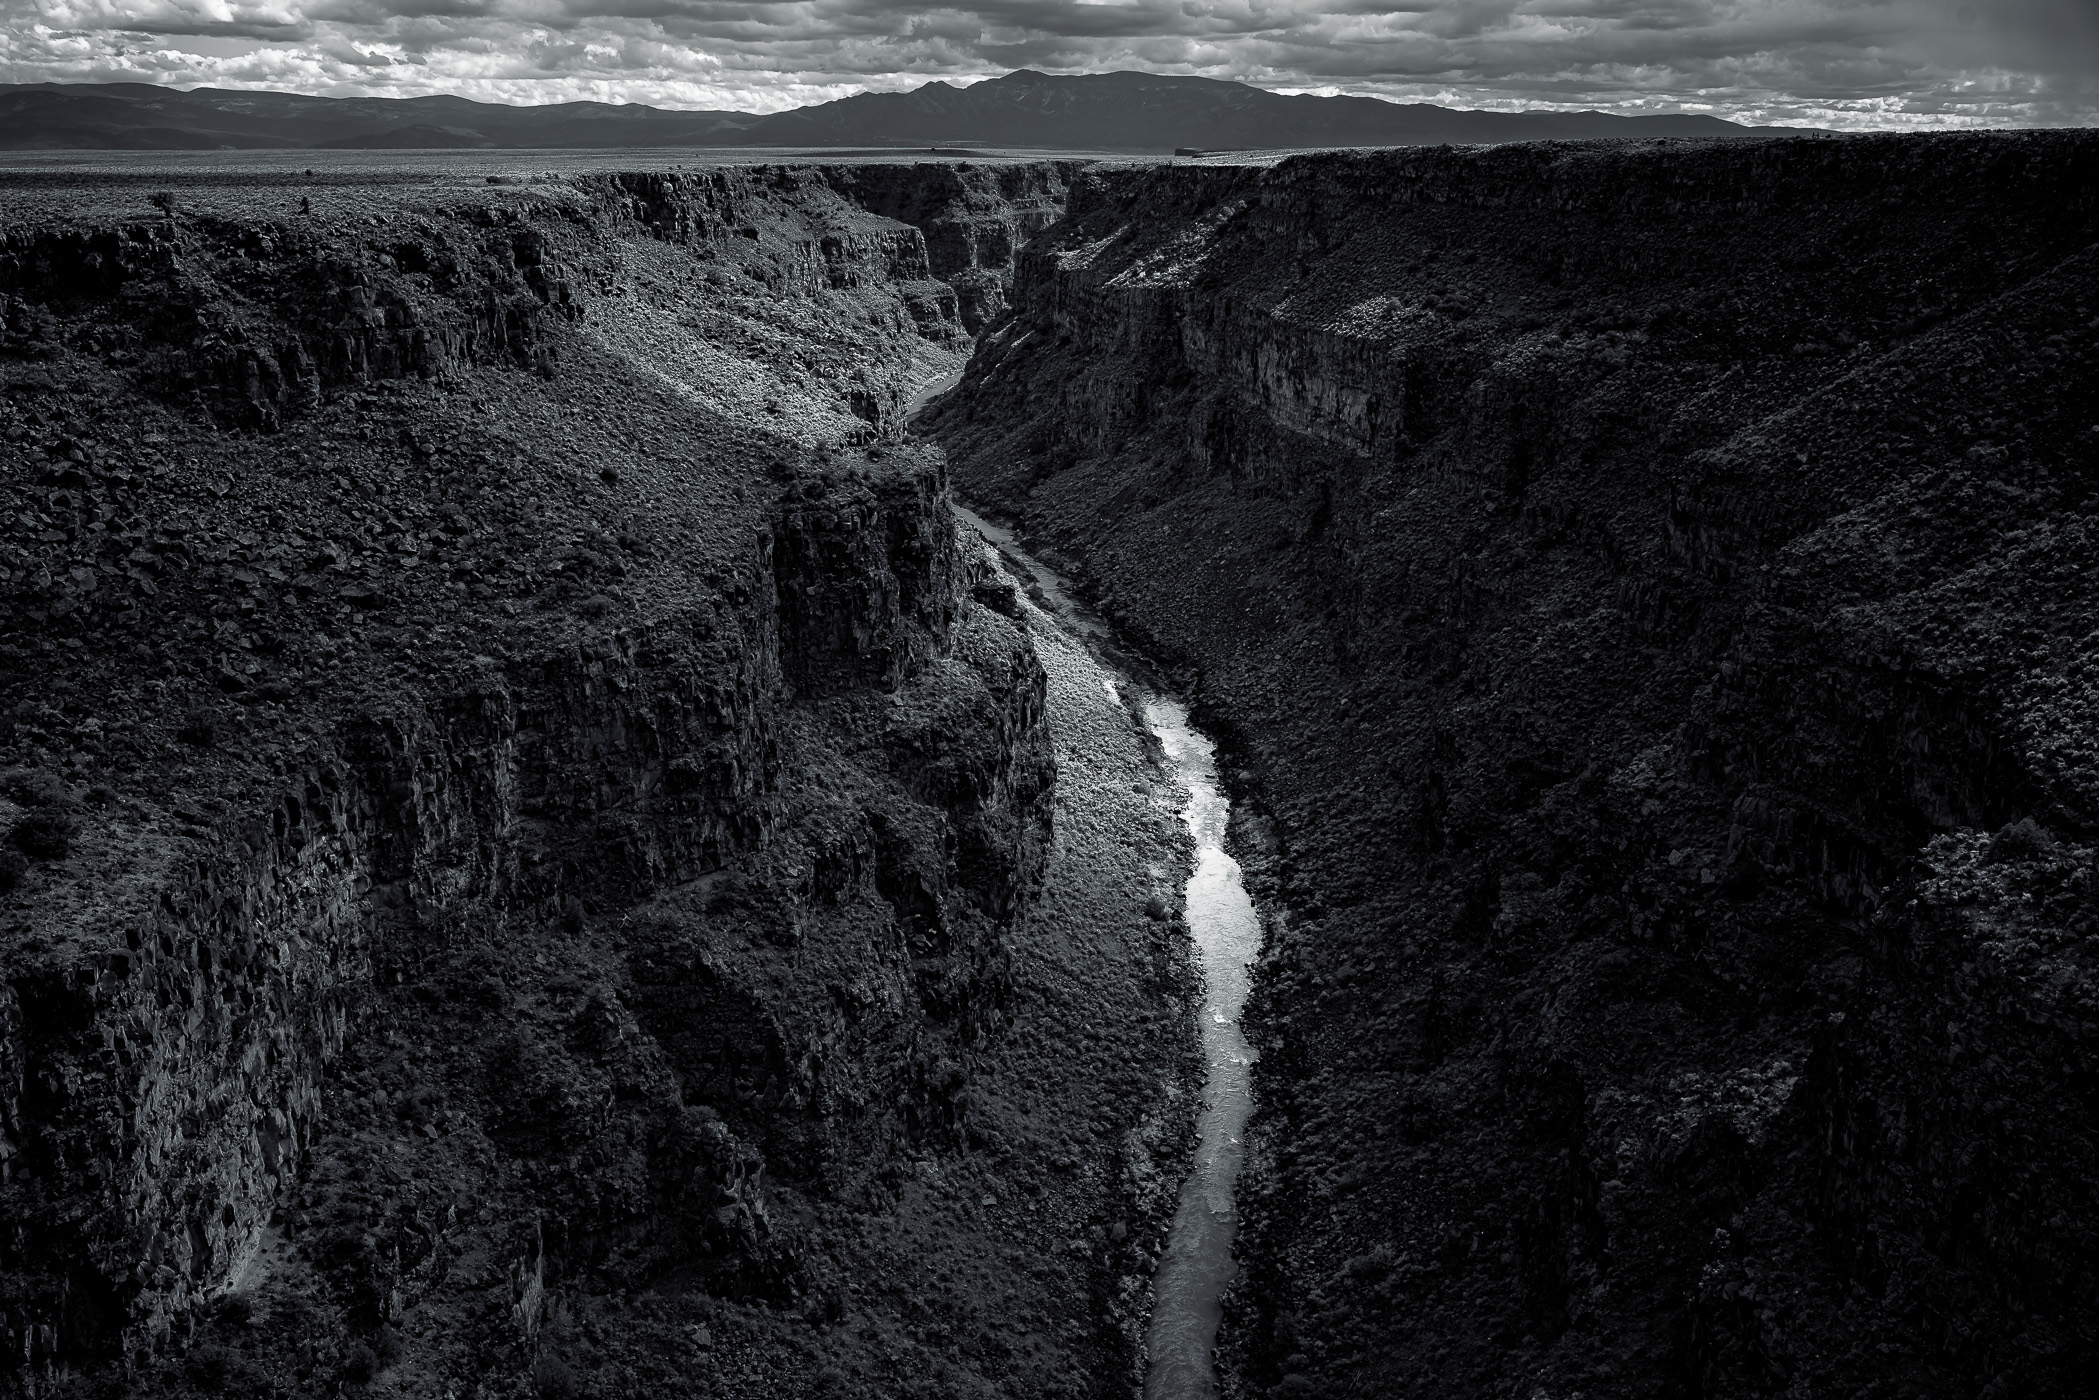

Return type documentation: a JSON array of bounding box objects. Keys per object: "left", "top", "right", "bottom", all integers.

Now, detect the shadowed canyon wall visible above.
[
  {"left": 0, "top": 161, "right": 1206, "bottom": 1400},
  {"left": 934, "top": 133, "right": 2099, "bottom": 1399}
]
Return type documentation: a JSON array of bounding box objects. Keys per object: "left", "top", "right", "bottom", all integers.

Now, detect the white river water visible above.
[
  {"left": 943, "top": 500, "right": 1262, "bottom": 1400},
  {"left": 1137, "top": 697, "right": 1263, "bottom": 1400}
]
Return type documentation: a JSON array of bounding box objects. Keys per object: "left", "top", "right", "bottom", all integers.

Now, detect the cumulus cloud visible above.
[{"left": 2, "top": 0, "right": 2094, "bottom": 126}]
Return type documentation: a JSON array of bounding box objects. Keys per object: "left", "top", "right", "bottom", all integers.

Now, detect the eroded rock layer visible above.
[{"left": 935, "top": 133, "right": 2099, "bottom": 1398}]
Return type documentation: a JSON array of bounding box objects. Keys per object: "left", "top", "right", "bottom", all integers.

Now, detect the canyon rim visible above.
[{"left": 1, "top": 122, "right": 2097, "bottom": 1400}]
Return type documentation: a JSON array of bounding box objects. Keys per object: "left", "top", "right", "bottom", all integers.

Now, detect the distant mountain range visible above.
[{"left": 0, "top": 70, "right": 1806, "bottom": 153}]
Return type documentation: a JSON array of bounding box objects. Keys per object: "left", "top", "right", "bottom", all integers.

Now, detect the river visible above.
[{"left": 945, "top": 502, "right": 1263, "bottom": 1400}]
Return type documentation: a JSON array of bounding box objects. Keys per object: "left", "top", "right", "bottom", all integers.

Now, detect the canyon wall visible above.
[
  {"left": 935, "top": 133, "right": 2099, "bottom": 1398},
  {"left": 0, "top": 162, "right": 1049, "bottom": 444},
  {"left": 821, "top": 163, "right": 1086, "bottom": 334},
  {"left": 0, "top": 162, "right": 1142, "bottom": 1397}
]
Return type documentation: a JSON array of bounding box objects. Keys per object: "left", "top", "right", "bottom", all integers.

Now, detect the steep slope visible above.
[
  {"left": 0, "top": 161, "right": 1207, "bottom": 1400},
  {"left": 934, "top": 133, "right": 2099, "bottom": 1398}
]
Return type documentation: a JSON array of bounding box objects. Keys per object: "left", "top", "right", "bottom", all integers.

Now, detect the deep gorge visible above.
[
  {"left": 932, "top": 133, "right": 2099, "bottom": 1399},
  {"left": 4, "top": 132, "right": 2099, "bottom": 1399}
]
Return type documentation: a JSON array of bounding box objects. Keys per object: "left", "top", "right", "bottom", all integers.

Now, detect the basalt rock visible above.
[
  {"left": 0, "top": 162, "right": 1074, "bottom": 1394},
  {"left": 0, "top": 210, "right": 580, "bottom": 432},
  {"left": 0, "top": 477, "right": 1041, "bottom": 1367},
  {"left": 773, "top": 457, "right": 967, "bottom": 696}
]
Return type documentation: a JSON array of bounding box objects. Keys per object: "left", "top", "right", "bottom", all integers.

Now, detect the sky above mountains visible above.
[{"left": 1, "top": 0, "right": 2094, "bottom": 131}]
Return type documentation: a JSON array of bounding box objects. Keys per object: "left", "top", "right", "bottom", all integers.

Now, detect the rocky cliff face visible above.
[
  {"left": 0, "top": 161, "right": 1166, "bottom": 1399},
  {"left": 821, "top": 164, "right": 1085, "bottom": 335},
  {"left": 0, "top": 163, "right": 1042, "bottom": 445},
  {"left": 936, "top": 133, "right": 2099, "bottom": 1398}
]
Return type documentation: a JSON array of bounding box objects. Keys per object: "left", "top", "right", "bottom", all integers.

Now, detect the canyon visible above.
[
  {"left": 3, "top": 129, "right": 2098, "bottom": 1400},
  {"left": 932, "top": 132, "right": 2099, "bottom": 1399}
]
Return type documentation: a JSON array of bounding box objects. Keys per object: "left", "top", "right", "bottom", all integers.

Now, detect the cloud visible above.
[
  {"left": 30, "top": 0, "right": 318, "bottom": 39},
  {"left": 1, "top": 0, "right": 2094, "bottom": 126}
]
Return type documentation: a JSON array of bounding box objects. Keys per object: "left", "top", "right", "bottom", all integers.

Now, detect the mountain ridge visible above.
[{"left": 0, "top": 69, "right": 1808, "bottom": 152}]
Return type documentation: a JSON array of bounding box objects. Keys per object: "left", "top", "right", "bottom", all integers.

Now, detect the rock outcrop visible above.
[
  {"left": 0, "top": 439, "right": 1049, "bottom": 1369},
  {"left": 936, "top": 132, "right": 2099, "bottom": 1398}
]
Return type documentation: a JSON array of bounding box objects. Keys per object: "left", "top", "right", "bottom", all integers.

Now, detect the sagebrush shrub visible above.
[
  {"left": 11, "top": 809, "right": 77, "bottom": 861},
  {"left": 532, "top": 1354, "right": 580, "bottom": 1400},
  {"left": 0, "top": 767, "right": 66, "bottom": 808},
  {"left": 340, "top": 1342, "right": 378, "bottom": 1384}
]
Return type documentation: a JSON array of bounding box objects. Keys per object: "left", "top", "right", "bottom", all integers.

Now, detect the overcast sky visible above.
[{"left": 2, "top": 0, "right": 2095, "bottom": 129}]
